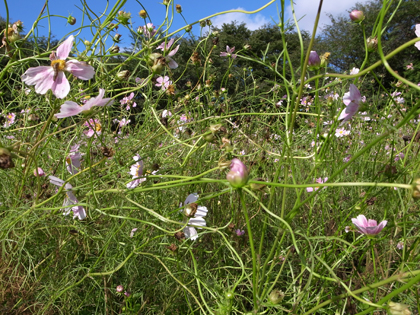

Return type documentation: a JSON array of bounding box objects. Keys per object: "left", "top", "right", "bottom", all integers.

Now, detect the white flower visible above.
[
  {"left": 127, "top": 155, "right": 146, "bottom": 189},
  {"left": 350, "top": 67, "right": 359, "bottom": 75},
  {"left": 180, "top": 193, "right": 208, "bottom": 241}
]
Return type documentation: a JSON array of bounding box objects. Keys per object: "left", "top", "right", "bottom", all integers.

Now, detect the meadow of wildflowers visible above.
[{"left": 1, "top": 0, "right": 420, "bottom": 314}]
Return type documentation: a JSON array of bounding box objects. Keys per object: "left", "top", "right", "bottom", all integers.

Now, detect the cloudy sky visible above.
[{"left": 1, "top": 0, "right": 370, "bottom": 47}]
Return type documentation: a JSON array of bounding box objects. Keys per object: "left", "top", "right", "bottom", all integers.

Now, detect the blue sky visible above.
[{"left": 1, "top": 0, "right": 368, "bottom": 49}]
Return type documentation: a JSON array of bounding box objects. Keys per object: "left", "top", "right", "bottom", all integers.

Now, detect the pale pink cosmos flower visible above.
[
  {"left": 155, "top": 76, "right": 172, "bottom": 90},
  {"left": 338, "top": 84, "right": 362, "bottom": 123},
  {"left": 3, "top": 113, "right": 16, "bottom": 128},
  {"left": 351, "top": 215, "right": 387, "bottom": 235},
  {"left": 235, "top": 229, "right": 245, "bottom": 236},
  {"left": 180, "top": 193, "right": 208, "bottom": 241},
  {"left": 130, "top": 228, "right": 138, "bottom": 238},
  {"left": 156, "top": 38, "right": 180, "bottom": 69},
  {"left": 406, "top": 63, "right": 413, "bottom": 70},
  {"left": 21, "top": 35, "right": 95, "bottom": 99},
  {"left": 120, "top": 92, "right": 137, "bottom": 110},
  {"left": 34, "top": 167, "right": 45, "bottom": 177},
  {"left": 162, "top": 109, "right": 172, "bottom": 118},
  {"left": 127, "top": 155, "right": 146, "bottom": 189},
  {"left": 397, "top": 241, "right": 404, "bottom": 250},
  {"left": 142, "top": 23, "right": 157, "bottom": 38},
  {"left": 66, "top": 151, "right": 82, "bottom": 174},
  {"left": 84, "top": 118, "right": 102, "bottom": 138},
  {"left": 113, "top": 118, "right": 131, "bottom": 128},
  {"left": 220, "top": 46, "right": 237, "bottom": 59},
  {"left": 55, "top": 89, "right": 113, "bottom": 118},
  {"left": 306, "top": 177, "right": 328, "bottom": 192},
  {"left": 49, "top": 175, "right": 86, "bottom": 220},
  {"left": 414, "top": 24, "right": 420, "bottom": 50}
]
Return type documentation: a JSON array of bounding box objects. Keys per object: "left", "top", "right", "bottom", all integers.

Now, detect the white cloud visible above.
[
  {"left": 211, "top": 7, "right": 270, "bottom": 31},
  {"left": 286, "top": 0, "right": 370, "bottom": 33}
]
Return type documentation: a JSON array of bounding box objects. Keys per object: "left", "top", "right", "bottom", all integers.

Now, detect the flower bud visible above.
[
  {"left": 226, "top": 158, "right": 248, "bottom": 188},
  {"left": 163, "top": 0, "right": 170, "bottom": 5},
  {"left": 308, "top": 51, "right": 321, "bottom": 70},
  {"left": 110, "top": 45, "right": 120, "bottom": 53},
  {"left": 204, "top": 133, "right": 215, "bottom": 143},
  {"left": 320, "top": 52, "right": 330, "bottom": 68},
  {"left": 388, "top": 301, "right": 411, "bottom": 315},
  {"left": 33, "top": 167, "right": 45, "bottom": 177},
  {"left": 350, "top": 10, "right": 364, "bottom": 23},
  {"left": 200, "top": 20, "right": 207, "bottom": 28},
  {"left": 67, "top": 16, "right": 76, "bottom": 25},
  {"left": 116, "top": 285, "right": 124, "bottom": 293},
  {"left": 250, "top": 178, "right": 266, "bottom": 191},
  {"left": 117, "top": 10, "right": 131, "bottom": 25},
  {"left": 113, "top": 33, "right": 122, "bottom": 43},
  {"left": 244, "top": 44, "right": 251, "bottom": 50},
  {"left": 84, "top": 40, "right": 90, "bottom": 46},
  {"left": 183, "top": 203, "right": 198, "bottom": 217},
  {"left": 0, "top": 147, "right": 14, "bottom": 169},
  {"left": 176, "top": 4, "right": 182, "bottom": 13},
  {"left": 139, "top": 10, "right": 147, "bottom": 18},
  {"left": 412, "top": 178, "right": 420, "bottom": 199},
  {"left": 366, "top": 36, "right": 378, "bottom": 52},
  {"left": 185, "top": 25, "right": 192, "bottom": 32},
  {"left": 206, "top": 19, "right": 212, "bottom": 26},
  {"left": 137, "top": 26, "right": 144, "bottom": 35},
  {"left": 268, "top": 289, "right": 284, "bottom": 304},
  {"left": 210, "top": 124, "right": 223, "bottom": 134},
  {"left": 116, "top": 70, "right": 130, "bottom": 81}
]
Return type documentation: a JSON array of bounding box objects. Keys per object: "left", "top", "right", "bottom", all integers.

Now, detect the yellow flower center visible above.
[
  {"left": 95, "top": 123, "right": 102, "bottom": 132},
  {"left": 51, "top": 59, "right": 66, "bottom": 71}
]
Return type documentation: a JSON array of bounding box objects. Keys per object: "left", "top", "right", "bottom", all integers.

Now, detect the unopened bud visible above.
[
  {"left": 176, "top": 4, "right": 182, "bottom": 13},
  {"left": 139, "top": 10, "right": 147, "bottom": 18},
  {"left": 111, "top": 45, "right": 120, "bottom": 53},
  {"left": 0, "top": 148, "right": 14, "bottom": 169},
  {"left": 308, "top": 51, "right": 321, "bottom": 71},
  {"left": 320, "top": 52, "right": 330, "bottom": 68},
  {"left": 184, "top": 203, "right": 198, "bottom": 217},
  {"left": 388, "top": 301, "right": 411, "bottom": 315},
  {"left": 204, "top": 134, "right": 215, "bottom": 143},
  {"left": 84, "top": 40, "right": 90, "bottom": 46},
  {"left": 367, "top": 36, "right": 378, "bottom": 52},
  {"left": 268, "top": 289, "right": 285, "bottom": 304},
  {"left": 185, "top": 25, "right": 192, "bottom": 32},
  {"left": 113, "top": 33, "right": 122, "bottom": 43},
  {"left": 350, "top": 10, "right": 364, "bottom": 23},
  {"left": 209, "top": 124, "right": 222, "bottom": 134},
  {"left": 163, "top": 0, "right": 170, "bottom": 5},
  {"left": 412, "top": 178, "right": 420, "bottom": 199},
  {"left": 67, "top": 16, "right": 76, "bottom": 25},
  {"left": 244, "top": 44, "right": 251, "bottom": 50},
  {"left": 226, "top": 158, "right": 249, "bottom": 188},
  {"left": 137, "top": 26, "right": 144, "bottom": 35},
  {"left": 200, "top": 20, "right": 207, "bottom": 28},
  {"left": 206, "top": 19, "right": 212, "bottom": 26},
  {"left": 117, "top": 11, "right": 131, "bottom": 25},
  {"left": 116, "top": 70, "right": 130, "bottom": 81}
]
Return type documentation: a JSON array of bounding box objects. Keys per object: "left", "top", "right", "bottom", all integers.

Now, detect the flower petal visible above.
[
  {"left": 55, "top": 101, "right": 83, "bottom": 118},
  {"left": 22, "top": 66, "right": 55, "bottom": 95},
  {"left": 184, "top": 193, "right": 199, "bottom": 205},
  {"left": 56, "top": 35, "right": 74, "bottom": 60},
  {"left": 184, "top": 226, "right": 198, "bottom": 240},
  {"left": 51, "top": 71, "right": 70, "bottom": 99},
  {"left": 66, "top": 60, "right": 95, "bottom": 80}
]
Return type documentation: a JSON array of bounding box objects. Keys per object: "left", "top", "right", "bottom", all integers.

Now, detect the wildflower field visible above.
[{"left": 1, "top": 0, "right": 420, "bottom": 314}]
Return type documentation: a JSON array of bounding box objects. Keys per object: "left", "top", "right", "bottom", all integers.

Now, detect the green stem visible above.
[{"left": 238, "top": 188, "right": 258, "bottom": 311}]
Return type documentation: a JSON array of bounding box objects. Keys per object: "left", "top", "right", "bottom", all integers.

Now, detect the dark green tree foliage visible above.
[{"left": 315, "top": 0, "right": 420, "bottom": 88}]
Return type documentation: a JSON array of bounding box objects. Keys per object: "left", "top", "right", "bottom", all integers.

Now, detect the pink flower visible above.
[
  {"left": 220, "top": 46, "right": 237, "bottom": 59},
  {"left": 415, "top": 24, "right": 420, "bottom": 50},
  {"left": 308, "top": 51, "right": 320, "bottom": 68},
  {"left": 162, "top": 110, "right": 172, "bottom": 117},
  {"left": 120, "top": 92, "right": 137, "bottom": 110},
  {"left": 351, "top": 215, "right": 387, "bottom": 235},
  {"left": 350, "top": 67, "right": 359, "bottom": 75},
  {"left": 34, "top": 167, "right": 45, "bottom": 177},
  {"left": 406, "top": 63, "right": 413, "bottom": 70},
  {"left": 338, "top": 84, "right": 362, "bottom": 123},
  {"left": 142, "top": 23, "right": 157, "bottom": 38},
  {"left": 66, "top": 151, "right": 82, "bottom": 174},
  {"left": 127, "top": 155, "right": 146, "bottom": 189},
  {"left": 21, "top": 35, "right": 95, "bottom": 99},
  {"left": 3, "top": 113, "right": 16, "bottom": 128},
  {"left": 306, "top": 177, "right": 328, "bottom": 192},
  {"left": 235, "top": 229, "right": 245, "bottom": 236},
  {"left": 55, "top": 89, "right": 112, "bottom": 118},
  {"left": 49, "top": 175, "right": 86, "bottom": 220},
  {"left": 155, "top": 76, "right": 172, "bottom": 90},
  {"left": 156, "top": 38, "right": 179, "bottom": 69},
  {"left": 83, "top": 118, "right": 102, "bottom": 138},
  {"left": 226, "top": 158, "right": 248, "bottom": 188},
  {"left": 116, "top": 285, "right": 124, "bottom": 293}
]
